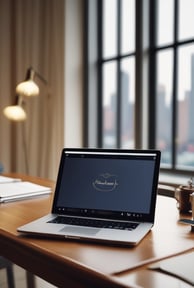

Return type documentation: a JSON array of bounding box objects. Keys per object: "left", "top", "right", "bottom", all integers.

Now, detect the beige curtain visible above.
[{"left": 0, "top": 0, "right": 64, "bottom": 180}]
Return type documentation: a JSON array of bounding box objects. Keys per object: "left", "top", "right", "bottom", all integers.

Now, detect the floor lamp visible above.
[{"left": 3, "top": 67, "right": 47, "bottom": 174}]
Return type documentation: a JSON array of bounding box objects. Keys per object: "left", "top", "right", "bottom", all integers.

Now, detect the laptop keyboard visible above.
[{"left": 48, "top": 216, "right": 139, "bottom": 231}]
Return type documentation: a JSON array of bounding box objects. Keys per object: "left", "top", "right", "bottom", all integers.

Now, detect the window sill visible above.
[
  {"left": 159, "top": 172, "right": 189, "bottom": 187},
  {"left": 158, "top": 172, "right": 190, "bottom": 198}
]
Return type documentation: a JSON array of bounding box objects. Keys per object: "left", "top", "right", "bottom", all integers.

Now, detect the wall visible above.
[{"left": 0, "top": 0, "right": 84, "bottom": 179}]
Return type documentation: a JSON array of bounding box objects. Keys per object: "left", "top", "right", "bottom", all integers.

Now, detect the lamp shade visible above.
[
  {"left": 3, "top": 67, "right": 46, "bottom": 122},
  {"left": 16, "top": 80, "right": 39, "bottom": 97},
  {"left": 3, "top": 105, "right": 27, "bottom": 121}
]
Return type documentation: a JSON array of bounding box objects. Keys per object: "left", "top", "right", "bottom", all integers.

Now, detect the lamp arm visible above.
[
  {"left": 26, "top": 67, "right": 47, "bottom": 84},
  {"left": 17, "top": 95, "right": 24, "bottom": 106}
]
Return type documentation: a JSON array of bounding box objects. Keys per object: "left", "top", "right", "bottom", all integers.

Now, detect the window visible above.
[
  {"left": 153, "top": 0, "right": 194, "bottom": 172},
  {"left": 86, "top": 0, "right": 194, "bottom": 176}
]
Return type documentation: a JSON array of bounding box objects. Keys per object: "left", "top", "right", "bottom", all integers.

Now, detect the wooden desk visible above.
[{"left": 0, "top": 173, "right": 193, "bottom": 288}]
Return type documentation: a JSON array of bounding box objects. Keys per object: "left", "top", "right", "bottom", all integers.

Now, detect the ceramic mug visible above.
[
  {"left": 175, "top": 184, "right": 193, "bottom": 213},
  {"left": 190, "top": 192, "right": 194, "bottom": 220}
]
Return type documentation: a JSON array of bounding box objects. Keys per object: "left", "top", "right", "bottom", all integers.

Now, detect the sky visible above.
[{"left": 103, "top": 0, "right": 194, "bottom": 106}]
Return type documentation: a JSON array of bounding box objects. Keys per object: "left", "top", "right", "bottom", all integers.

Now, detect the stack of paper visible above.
[
  {"left": 0, "top": 176, "right": 51, "bottom": 203},
  {"left": 0, "top": 175, "right": 21, "bottom": 183}
]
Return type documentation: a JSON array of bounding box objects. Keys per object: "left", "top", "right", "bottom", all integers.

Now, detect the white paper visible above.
[{"left": 149, "top": 252, "right": 194, "bottom": 285}]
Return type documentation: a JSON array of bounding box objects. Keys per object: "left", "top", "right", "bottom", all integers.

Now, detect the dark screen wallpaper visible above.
[{"left": 56, "top": 156, "right": 155, "bottom": 214}]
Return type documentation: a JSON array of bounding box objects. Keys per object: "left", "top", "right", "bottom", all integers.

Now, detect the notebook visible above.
[{"left": 17, "top": 148, "right": 161, "bottom": 246}]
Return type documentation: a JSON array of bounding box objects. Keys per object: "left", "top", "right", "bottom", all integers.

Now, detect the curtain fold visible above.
[{"left": 0, "top": 0, "right": 64, "bottom": 180}]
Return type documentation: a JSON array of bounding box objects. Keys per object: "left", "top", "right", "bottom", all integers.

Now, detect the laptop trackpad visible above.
[{"left": 60, "top": 226, "right": 100, "bottom": 236}]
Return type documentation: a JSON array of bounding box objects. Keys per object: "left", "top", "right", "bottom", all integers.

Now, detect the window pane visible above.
[
  {"left": 103, "top": 0, "right": 117, "bottom": 58},
  {"left": 120, "top": 57, "right": 135, "bottom": 148},
  {"left": 157, "top": 0, "right": 174, "bottom": 46},
  {"left": 156, "top": 50, "right": 173, "bottom": 167},
  {"left": 176, "top": 45, "right": 194, "bottom": 169},
  {"left": 102, "top": 62, "right": 117, "bottom": 148},
  {"left": 179, "top": 0, "right": 194, "bottom": 41},
  {"left": 121, "top": 0, "right": 135, "bottom": 54}
]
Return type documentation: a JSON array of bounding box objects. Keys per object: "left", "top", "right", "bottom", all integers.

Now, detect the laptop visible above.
[{"left": 17, "top": 148, "right": 161, "bottom": 246}]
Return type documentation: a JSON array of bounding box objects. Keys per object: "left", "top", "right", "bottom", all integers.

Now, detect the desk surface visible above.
[{"left": 0, "top": 173, "right": 193, "bottom": 288}]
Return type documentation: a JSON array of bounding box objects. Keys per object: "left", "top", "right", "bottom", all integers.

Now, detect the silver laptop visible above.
[{"left": 17, "top": 148, "right": 161, "bottom": 246}]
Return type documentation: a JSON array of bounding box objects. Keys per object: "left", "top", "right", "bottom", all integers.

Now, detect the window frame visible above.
[{"left": 97, "top": 0, "right": 138, "bottom": 148}]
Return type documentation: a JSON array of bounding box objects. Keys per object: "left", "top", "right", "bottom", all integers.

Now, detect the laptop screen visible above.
[{"left": 52, "top": 149, "right": 160, "bottom": 222}]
